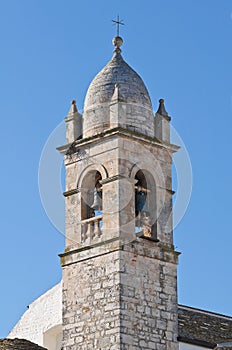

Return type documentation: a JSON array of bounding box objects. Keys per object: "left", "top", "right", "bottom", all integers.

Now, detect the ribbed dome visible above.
[{"left": 84, "top": 53, "right": 152, "bottom": 112}]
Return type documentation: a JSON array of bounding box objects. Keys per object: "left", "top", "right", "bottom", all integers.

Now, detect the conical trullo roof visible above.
[{"left": 83, "top": 36, "right": 155, "bottom": 138}]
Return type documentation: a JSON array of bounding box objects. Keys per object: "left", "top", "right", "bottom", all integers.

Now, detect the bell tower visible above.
[{"left": 58, "top": 36, "right": 179, "bottom": 350}]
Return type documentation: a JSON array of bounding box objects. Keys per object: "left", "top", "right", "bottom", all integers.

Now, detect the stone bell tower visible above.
[{"left": 58, "top": 35, "right": 179, "bottom": 350}]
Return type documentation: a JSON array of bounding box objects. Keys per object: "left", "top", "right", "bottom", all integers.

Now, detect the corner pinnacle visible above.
[
  {"left": 68, "top": 100, "right": 78, "bottom": 115},
  {"left": 157, "top": 99, "right": 169, "bottom": 117}
]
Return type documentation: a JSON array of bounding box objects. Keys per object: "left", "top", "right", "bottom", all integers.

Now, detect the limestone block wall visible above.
[
  {"left": 120, "top": 241, "right": 179, "bottom": 350},
  {"left": 117, "top": 135, "right": 174, "bottom": 245},
  {"left": 83, "top": 102, "right": 155, "bottom": 138},
  {"left": 61, "top": 240, "right": 179, "bottom": 350},
  {"left": 8, "top": 283, "right": 62, "bottom": 349},
  {"left": 62, "top": 249, "right": 121, "bottom": 350}
]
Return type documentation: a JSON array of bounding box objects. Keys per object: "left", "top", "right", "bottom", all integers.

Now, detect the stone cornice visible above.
[
  {"left": 57, "top": 127, "right": 180, "bottom": 155},
  {"left": 59, "top": 237, "right": 179, "bottom": 267}
]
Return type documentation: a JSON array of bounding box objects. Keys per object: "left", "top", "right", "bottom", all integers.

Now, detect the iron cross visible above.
[{"left": 112, "top": 15, "right": 125, "bottom": 36}]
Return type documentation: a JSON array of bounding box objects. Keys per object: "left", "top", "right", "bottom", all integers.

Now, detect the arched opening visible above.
[
  {"left": 135, "top": 169, "right": 158, "bottom": 240},
  {"left": 91, "top": 172, "right": 103, "bottom": 217},
  {"left": 81, "top": 171, "right": 102, "bottom": 220},
  {"left": 81, "top": 170, "right": 103, "bottom": 241}
]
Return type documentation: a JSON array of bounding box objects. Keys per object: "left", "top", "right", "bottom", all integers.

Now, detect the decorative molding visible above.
[{"left": 57, "top": 127, "right": 180, "bottom": 156}]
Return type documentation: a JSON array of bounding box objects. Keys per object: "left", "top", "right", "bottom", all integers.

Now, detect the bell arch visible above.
[
  {"left": 80, "top": 170, "right": 102, "bottom": 221},
  {"left": 77, "top": 164, "right": 108, "bottom": 219},
  {"left": 77, "top": 163, "right": 108, "bottom": 189},
  {"left": 130, "top": 165, "right": 159, "bottom": 240}
]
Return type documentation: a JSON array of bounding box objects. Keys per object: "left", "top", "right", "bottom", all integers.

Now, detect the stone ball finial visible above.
[
  {"left": 112, "top": 36, "right": 123, "bottom": 54},
  {"left": 112, "top": 36, "right": 123, "bottom": 47}
]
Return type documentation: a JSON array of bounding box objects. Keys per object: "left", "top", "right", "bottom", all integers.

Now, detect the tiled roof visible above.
[
  {"left": 178, "top": 305, "right": 232, "bottom": 348},
  {"left": 0, "top": 339, "right": 47, "bottom": 350}
]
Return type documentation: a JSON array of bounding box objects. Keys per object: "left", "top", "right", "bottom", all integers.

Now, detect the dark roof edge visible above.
[
  {"left": 178, "top": 336, "right": 216, "bottom": 349},
  {"left": 179, "top": 304, "right": 232, "bottom": 321}
]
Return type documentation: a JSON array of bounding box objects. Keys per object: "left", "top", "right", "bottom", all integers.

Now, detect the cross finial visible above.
[{"left": 112, "top": 15, "right": 125, "bottom": 37}]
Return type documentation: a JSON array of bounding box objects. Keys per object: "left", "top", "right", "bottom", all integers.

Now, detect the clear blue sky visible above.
[{"left": 0, "top": 0, "right": 232, "bottom": 338}]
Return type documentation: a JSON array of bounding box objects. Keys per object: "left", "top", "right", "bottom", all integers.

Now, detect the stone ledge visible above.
[
  {"left": 60, "top": 237, "right": 179, "bottom": 267},
  {"left": 57, "top": 126, "right": 180, "bottom": 157}
]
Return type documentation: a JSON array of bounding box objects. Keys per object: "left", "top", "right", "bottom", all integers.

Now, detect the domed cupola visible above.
[{"left": 82, "top": 36, "right": 155, "bottom": 138}]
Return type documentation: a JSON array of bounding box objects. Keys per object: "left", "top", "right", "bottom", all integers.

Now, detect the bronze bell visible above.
[
  {"left": 135, "top": 190, "right": 146, "bottom": 211},
  {"left": 91, "top": 190, "right": 102, "bottom": 211},
  {"left": 135, "top": 190, "right": 150, "bottom": 216}
]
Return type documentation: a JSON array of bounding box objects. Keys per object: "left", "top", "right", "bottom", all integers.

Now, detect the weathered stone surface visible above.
[
  {"left": 61, "top": 123, "right": 178, "bottom": 349},
  {"left": 62, "top": 240, "right": 178, "bottom": 350},
  {"left": 82, "top": 51, "right": 155, "bottom": 138},
  {"left": 62, "top": 250, "right": 121, "bottom": 349},
  {"left": 63, "top": 130, "right": 176, "bottom": 250}
]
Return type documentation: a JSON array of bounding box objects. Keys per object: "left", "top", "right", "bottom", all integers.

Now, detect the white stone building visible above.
[{"left": 7, "top": 35, "right": 232, "bottom": 350}]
